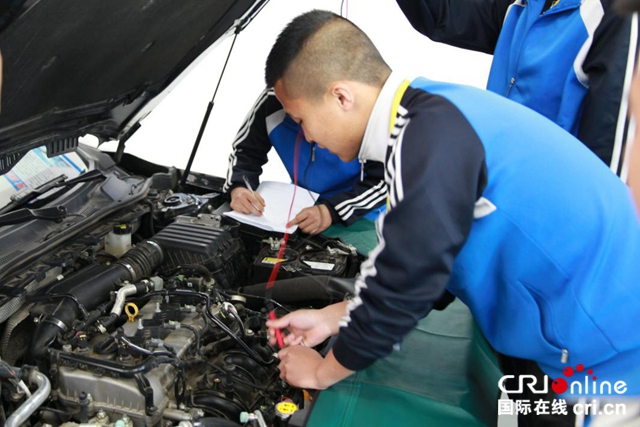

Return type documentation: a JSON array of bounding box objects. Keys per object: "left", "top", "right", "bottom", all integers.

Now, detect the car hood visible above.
[{"left": 0, "top": 0, "right": 267, "bottom": 174}]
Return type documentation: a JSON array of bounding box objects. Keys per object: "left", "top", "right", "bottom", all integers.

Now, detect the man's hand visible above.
[
  {"left": 230, "top": 187, "right": 265, "bottom": 216},
  {"left": 266, "top": 301, "right": 348, "bottom": 348},
  {"left": 266, "top": 309, "right": 334, "bottom": 348},
  {"left": 277, "top": 346, "right": 326, "bottom": 389},
  {"left": 277, "top": 348, "right": 353, "bottom": 390},
  {"left": 287, "top": 204, "right": 332, "bottom": 234}
]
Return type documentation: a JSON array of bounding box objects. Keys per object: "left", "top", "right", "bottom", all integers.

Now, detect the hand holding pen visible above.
[{"left": 229, "top": 176, "right": 266, "bottom": 215}]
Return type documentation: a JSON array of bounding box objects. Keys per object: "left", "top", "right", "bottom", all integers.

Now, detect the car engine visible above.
[{"left": 0, "top": 148, "right": 362, "bottom": 427}]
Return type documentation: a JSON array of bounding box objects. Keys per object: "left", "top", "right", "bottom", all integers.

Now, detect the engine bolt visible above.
[
  {"left": 121, "top": 414, "right": 133, "bottom": 427},
  {"left": 96, "top": 409, "right": 109, "bottom": 423}
]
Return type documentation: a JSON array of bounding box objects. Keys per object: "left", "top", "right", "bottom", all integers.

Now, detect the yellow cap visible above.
[{"left": 275, "top": 401, "right": 298, "bottom": 416}]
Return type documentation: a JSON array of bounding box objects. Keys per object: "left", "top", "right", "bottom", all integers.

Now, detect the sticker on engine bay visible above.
[
  {"left": 261, "top": 257, "right": 287, "bottom": 265},
  {"left": 304, "top": 261, "right": 335, "bottom": 271}
]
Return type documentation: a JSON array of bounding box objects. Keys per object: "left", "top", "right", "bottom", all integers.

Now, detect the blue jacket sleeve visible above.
[
  {"left": 396, "top": 0, "right": 513, "bottom": 54},
  {"left": 223, "top": 89, "right": 277, "bottom": 194},
  {"left": 332, "top": 92, "right": 487, "bottom": 370}
]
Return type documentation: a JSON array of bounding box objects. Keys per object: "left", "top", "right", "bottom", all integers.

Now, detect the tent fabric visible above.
[
  {"left": 307, "top": 299, "right": 502, "bottom": 426},
  {"left": 322, "top": 218, "right": 379, "bottom": 256}
]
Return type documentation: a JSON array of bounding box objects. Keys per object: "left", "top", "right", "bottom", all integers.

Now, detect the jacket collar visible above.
[{"left": 359, "top": 72, "right": 408, "bottom": 163}]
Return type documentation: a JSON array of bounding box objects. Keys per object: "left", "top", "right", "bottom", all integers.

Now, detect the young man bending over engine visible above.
[{"left": 265, "top": 10, "right": 640, "bottom": 427}]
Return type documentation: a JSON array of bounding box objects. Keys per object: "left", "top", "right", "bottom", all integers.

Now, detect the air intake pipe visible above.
[{"left": 28, "top": 241, "right": 163, "bottom": 363}]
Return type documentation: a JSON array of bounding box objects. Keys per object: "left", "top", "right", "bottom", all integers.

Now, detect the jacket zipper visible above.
[
  {"left": 507, "top": 77, "right": 516, "bottom": 97},
  {"left": 360, "top": 159, "right": 365, "bottom": 182},
  {"left": 508, "top": 0, "right": 573, "bottom": 98}
]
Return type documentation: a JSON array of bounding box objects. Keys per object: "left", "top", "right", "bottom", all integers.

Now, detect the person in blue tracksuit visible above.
[
  {"left": 264, "top": 11, "right": 640, "bottom": 426},
  {"left": 617, "top": 0, "right": 640, "bottom": 215},
  {"left": 223, "top": 89, "right": 386, "bottom": 235},
  {"left": 395, "top": 0, "right": 638, "bottom": 176}
]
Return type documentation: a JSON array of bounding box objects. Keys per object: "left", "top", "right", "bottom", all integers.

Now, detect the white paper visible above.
[{"left": 223, "top": 181, "right": 318, "bottom": 233}]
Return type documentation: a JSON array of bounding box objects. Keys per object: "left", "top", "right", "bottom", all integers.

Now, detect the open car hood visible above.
[{"left": 0, "top": 0, "right": 267, "bottom": 174}]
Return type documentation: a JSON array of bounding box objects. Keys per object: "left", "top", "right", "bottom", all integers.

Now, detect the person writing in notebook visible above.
[{"left": 223, "top": 90, "right": 386, "bottom": 235}]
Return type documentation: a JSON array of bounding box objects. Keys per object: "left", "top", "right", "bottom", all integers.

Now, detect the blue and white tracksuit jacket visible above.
[
  {"left": 397, "top": 0, "right": 638, "bottom": 175},
  {"left": 333, "top": 74, "right": 640, "bottom": 398},
  {"left": 223, "top": 89, "right": 386, "bottom": 225}
]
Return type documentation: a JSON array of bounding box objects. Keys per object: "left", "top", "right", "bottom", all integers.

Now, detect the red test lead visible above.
[{"left": 264, "top": 130, "right": 303, "bottom": 350}]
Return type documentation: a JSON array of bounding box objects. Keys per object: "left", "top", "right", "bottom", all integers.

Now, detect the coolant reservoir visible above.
[{"left": 104, "top": 223, "right": 132, "bottom": 258}]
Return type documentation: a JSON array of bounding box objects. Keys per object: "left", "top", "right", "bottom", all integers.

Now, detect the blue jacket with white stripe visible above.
[
  {"left": 223, "top": 89, "right": 386, "bottom": 225},
  {"left": 333, "top": 74, "right": 640, "bottom": 397},
  {"left": 396, "top": 0, "right": 637, "bottom": 173}
]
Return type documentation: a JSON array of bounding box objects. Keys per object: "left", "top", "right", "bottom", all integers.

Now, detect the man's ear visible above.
[{"left": 329, "top": 82, "right": 355, "bottom": 111}]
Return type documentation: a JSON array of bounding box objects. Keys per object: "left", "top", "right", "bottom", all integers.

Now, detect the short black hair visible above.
[
  {"left": 265, "top": 10, "right": 390, "bottom": 98},
  {"left": 265, "top": 10, "right": 338, "bottom": 88}
]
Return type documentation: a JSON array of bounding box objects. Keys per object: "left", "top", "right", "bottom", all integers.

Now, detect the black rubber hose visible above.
[
  {"left": 120, "top": 241, "right": 163, "bottom": 278},
  {"left": 28, "top": 242, "right": 163, "bottom": 363},
  {"left": 240, "top": 276, "right": 331, "bottom": 303},
  {"left": 29, "top": 263, "right": 128, "bottom": 363},
  {"left": 240, "top": 275, "right": 355, "bottom": 305},
  {"left": 73, "top": 299, "right": 114, "bottom": 333}
]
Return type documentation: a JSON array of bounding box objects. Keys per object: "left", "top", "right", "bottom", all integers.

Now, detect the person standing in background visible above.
[
  {"left": 617, "top": 0, "right": 640, "bottom": 215},
  {"left": 395, "top": 0, "right": 638, "bottom": 177}
]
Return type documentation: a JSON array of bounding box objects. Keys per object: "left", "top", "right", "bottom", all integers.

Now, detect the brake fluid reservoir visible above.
[{"left": 104, "top": 224, "right": 132, "bottom": 258}]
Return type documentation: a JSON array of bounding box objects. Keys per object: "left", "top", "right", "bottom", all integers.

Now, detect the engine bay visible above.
[{"left": 0, "top": 146, "right": 363, "bottom": 427}]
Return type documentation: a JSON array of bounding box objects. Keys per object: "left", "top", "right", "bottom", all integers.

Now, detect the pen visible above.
[
  {"left": 243, "top": 175, "right": 255, "bottom": 194},
  {"left": 243, "top": 175, "right": 263, "bottom": 214}
]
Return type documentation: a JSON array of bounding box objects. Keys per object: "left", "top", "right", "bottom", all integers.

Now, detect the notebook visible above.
[{"left": 223, "top": 181, "right": 319, "bottom": 233}]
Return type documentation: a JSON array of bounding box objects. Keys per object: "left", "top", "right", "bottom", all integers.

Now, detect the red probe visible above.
[
  {"left": 265, "top": 231, "right": 291, "bottom": 349},
  {"left": 265, "top": 130, "right": 303, "bottom": 349}
]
